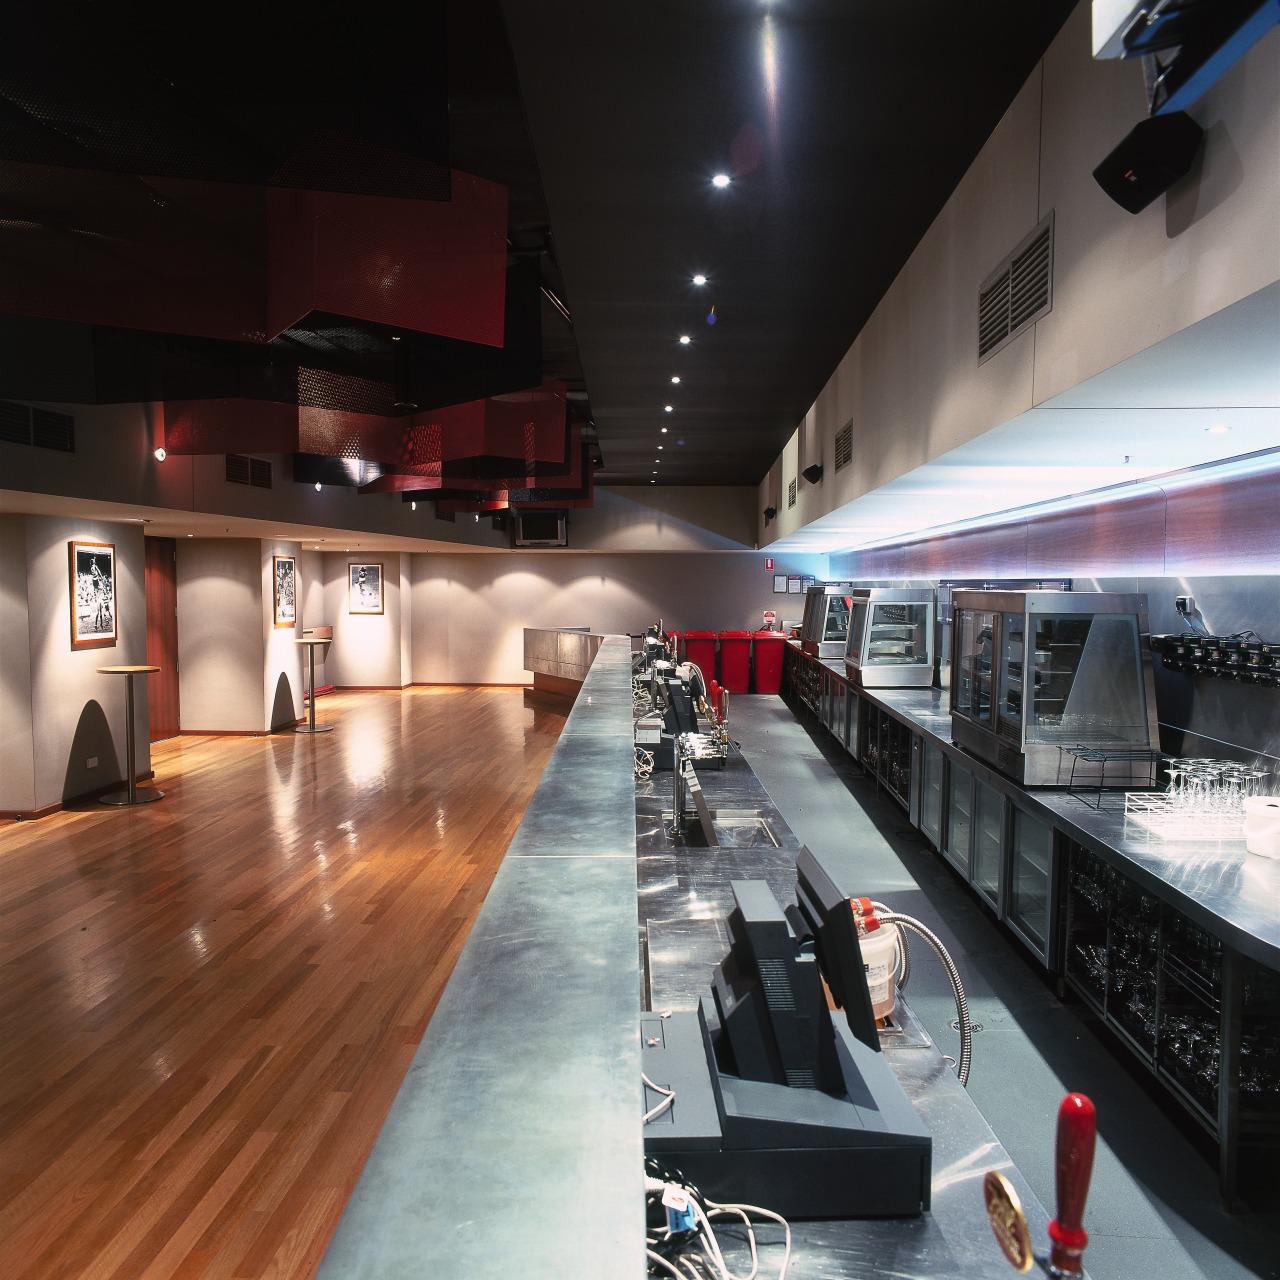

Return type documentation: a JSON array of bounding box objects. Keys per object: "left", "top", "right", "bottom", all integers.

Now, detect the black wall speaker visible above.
[
  {"left": 1092, "top": 112, "right": 1204, "bottom": 214},
  {"left": 801, "top": 463, "right": 823, "bottom": 484}
]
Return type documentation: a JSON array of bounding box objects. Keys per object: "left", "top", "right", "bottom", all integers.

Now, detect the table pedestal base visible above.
[
  {"left": 101, "top": 786, "right": 165, "bottom": 805},
  {"left": 294, "top": 724, "right": 333, "bottom": 734}
]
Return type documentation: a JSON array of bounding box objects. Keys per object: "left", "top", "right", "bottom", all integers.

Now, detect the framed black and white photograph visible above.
[
  {"left": 273, "top": 555, "right": 296, "bottom": 628},
  {"left": 70, "top": 541, "right": 116, "bottom": 649},
  {"left": 348, "top": 562, "right": 384, "bottom": 615}
]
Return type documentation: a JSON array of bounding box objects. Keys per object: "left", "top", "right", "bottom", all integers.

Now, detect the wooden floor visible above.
[{"left": 0, "top": 687, "right": 567, "bottom": 1279}]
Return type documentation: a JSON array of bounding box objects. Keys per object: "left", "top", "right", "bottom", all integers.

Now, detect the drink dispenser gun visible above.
[{"left": 984, "top": 1092, "right": 1097, "bottom": 1275}]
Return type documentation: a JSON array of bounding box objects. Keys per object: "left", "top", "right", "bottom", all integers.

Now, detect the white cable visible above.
[
  {"left": 706, "top": 1201, "right": 792, "bottom": 1280},
  {"left": 705, "top": 1204, "right": 759, "bottom": 1280},
  {"left": 642, "top": 1072, "right": 675, "bottom": 1123},
  {"left": 647, "top": 1247, "right": 687, "bottom": 1278}
]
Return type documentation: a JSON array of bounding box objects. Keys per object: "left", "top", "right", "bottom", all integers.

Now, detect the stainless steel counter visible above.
[
  {"left": 318, "top": 634, "right": 644, "bottom": 1280},
  {"left": 847, "top": 678, "right": 1280, "bottom": 971},
  {"left": 637, "top": 752, "right": 1066, "bottom": 1278}
]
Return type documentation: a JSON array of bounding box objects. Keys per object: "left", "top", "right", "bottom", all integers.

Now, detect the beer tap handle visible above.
[{"left": 1047, "top": 1092, "right": 1096, "bottom": 1276}]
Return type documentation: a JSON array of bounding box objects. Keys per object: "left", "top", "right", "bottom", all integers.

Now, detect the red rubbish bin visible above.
[
  {"left": 718, "top": 630, "right": 753, "bottom": 694},
  {"left": 751, "top": 630, "right": 786, "bottom": 694},
  {"left": 682, "top": 631, "right": 717, "bottom": 684}
]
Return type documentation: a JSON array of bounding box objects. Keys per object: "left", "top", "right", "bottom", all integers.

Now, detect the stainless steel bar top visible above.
[
  {"left": 317, "top": 634, "right": 644, "bottom": 1280},
  {"left": 840, "top": 677, "right": 1280, "bottom": 971}
]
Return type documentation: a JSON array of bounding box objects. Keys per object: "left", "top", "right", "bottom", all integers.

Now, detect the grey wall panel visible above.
[
  {"left": 1027, "top": 491, "right": 1167, "bottom": 576},
  {"left": 1162, "top": 469, "right": 1280, "bottom": 573}
]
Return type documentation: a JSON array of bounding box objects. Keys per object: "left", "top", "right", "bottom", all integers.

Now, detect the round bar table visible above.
[
  {"left": 294, "top": 637, "right": 333, "bottom": 733},
  {"left": 97, "top": 665, "right": 164, "bottom": 805}
]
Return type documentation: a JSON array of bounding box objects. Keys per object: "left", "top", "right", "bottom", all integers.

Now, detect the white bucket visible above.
[{"left": 862, "top": 923, "right": 901, "bottom": 1021}]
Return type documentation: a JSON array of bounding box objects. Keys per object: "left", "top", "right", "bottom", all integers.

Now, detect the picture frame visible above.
[
  {"left": 70, "top": 540, "right": 117, "bottom": 649},
  {"left": 348, "top": 562, "right": 384, "bottom": 615},
  {"left": 273, "top": 555, "right": 297, "bottom": 628},
  {"left": 773, "top": 574, "right": 789, "bottom": 594}
]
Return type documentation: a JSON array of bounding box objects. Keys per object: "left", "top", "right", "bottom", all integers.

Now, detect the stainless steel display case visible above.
[
  {"left": 950, "top": 590, "right": 1160, "bottom": 787},
  {"left": 843, "top": 588, "right": 936, "bottom": 688},
  {"left": 800, "top": 585, "right": 853, "bottom": 658}
]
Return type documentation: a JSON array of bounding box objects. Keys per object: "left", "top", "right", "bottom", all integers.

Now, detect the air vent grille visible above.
[
  {"left": 31, "top": 408, "right": 75, "bottom": 452},
  {"left": 0, "top": 400, "right": 76, "bottom": 452},
  {"left": 225, "top": 455, "right": 273, "bottom": 488},
  {"left": 787, "top": 478, "right": 797, "bottom": 509},
  {"left": 834, "top": 420, "right": 853, "bottom": 472},
  {"left": 979, "top": 213, "right": 1054, "bottom": 363},
  {"left": 0, "top": 400, "right": 30, "bottom": 445},
  {"left": 757, "top": 958, "right": 795, "bottom": 1011}
]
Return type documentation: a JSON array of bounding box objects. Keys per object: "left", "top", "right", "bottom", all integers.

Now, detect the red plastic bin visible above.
[
  {"left": 718, "top": 630, "right": 753, "bottom": 694},
  {"left": 682, "top": 631, "right": 718, "bottom": 683},
  {"left": 751, "top": 630, "right": 786, "bottom": 694}
]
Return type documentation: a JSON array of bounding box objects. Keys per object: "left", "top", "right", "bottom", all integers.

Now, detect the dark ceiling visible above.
[
  {"left": 499, "top": 0, "right": 1079, "bottom": 486},
  {"left": 0, "top": 1, "right": 1079, "bottom": 501}
]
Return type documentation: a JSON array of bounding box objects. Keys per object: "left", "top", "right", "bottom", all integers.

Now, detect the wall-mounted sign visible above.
[
  {"left": 348, "top": 562, "right": 384, "bottom": 615},
  {"left": 773, "top": 574, "right": 788, "bottom": 594},
  {"left": 762, "top": 610, "right": 777, "bottom": 629},
  {"left": 787, "top": 576, "right": 802, "bottom": 594},
  {"left": 69, "top": 540, "right": 116, "bottom": 649},
  {"left": 273, "top": 555, "right": 296, "bottom": 628},
  {"left": 764, "top": 557, "right": 775, "bottom": 572}
]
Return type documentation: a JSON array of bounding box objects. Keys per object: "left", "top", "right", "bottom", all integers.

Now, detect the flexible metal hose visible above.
[
  {"left": 875, "top": 912, "right": 972, "bottom": 1087},
  {"left": 870, "top": 900, "right": 911, "bottom": 989}
]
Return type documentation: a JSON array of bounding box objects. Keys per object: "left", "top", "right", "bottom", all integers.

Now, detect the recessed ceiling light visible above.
[
  {"left": 664, "top": 405, "right": 673, "bottom": 413},
  {"left": 186, "top": 533, "right": 194, "bottom": 538},
  {"left": 679, "top": 335, "right": 691, "bottom": 345},
  {"left": 692, "top": 274, "right": 707, "bottom": 286},
  {"left": 661, "top": 427, "right": 668, "bottom": 433},
  {"left": 711, "top": 174, "right": 731, "bottom": 188},
  {"left": 391, "top": 335, "right": 401, "bottom": 341},
  {"left": 671, "top": 375, "right": 681, "bottom": 384},
  {"left": 314, "top": 482, "right": 322, "bottom": 491},
  {"left": 658, "top": 445, "right": 664, "bottom": 450},
  {"left": 1206, "top": 424, "right": 1230, "bottom": 434},
  {"left": 653, "top": 470, "right": 658, "bottom": 474},
  {"left": 410, "top": 501, "right": 417, "bottom": 510}
]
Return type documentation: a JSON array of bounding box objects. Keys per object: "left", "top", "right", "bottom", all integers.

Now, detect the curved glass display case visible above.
[
  {"left": 843, "top": 588, "right": 936, "bottom": 687},
  {"left": 950, "top": 590, "right": 1160, "bottom": 786},
  {"left": 800, "top": 585, "right": 854, "bottom": 659}
]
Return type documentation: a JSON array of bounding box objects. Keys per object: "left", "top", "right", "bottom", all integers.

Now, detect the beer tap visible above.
[{"left": 984, "top": 1092, "right": 1097, "bottom": 1276}]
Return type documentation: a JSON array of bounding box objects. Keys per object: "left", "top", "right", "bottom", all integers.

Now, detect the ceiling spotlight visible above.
[
  {"left": 390, "top": 335, "right": 401, "bottom": 341},
  {"left": 153, "top": 446, "right": 167, "bottom": 462},
  {"left": 671, "top": 375, "right": 681, "bottom": 384},
  {"left": 664, "top": 405, "right": 673, "bottom": 413},
  {"left": 314, "top": 481, "right": 322, "bottom": 491},
  {"left": 801, "top": 463, "right": 824, "bottom": 485},
  {"left": 679, "top": 335, "right": 691, "bottom": 345},
  {"left": 410, "top": 501, "right": 417, "bottom": 510},
  {"left": 711, "top": 174, "right": 731, "bottom": 188},
  {"left": 692, "top": 274, "right": 707, "bottom": 286},
  {"left": 661, "top": 427, "right": 668, "bottom": 433},
  {"left": 658, "top": 445, "right": 664, "bottom": 450},
  {"left": 186, "top": 532, "right": 194, "bottom": 538},
  {"left": 764, "top": 506, "right": 777, "bottom": 522}
]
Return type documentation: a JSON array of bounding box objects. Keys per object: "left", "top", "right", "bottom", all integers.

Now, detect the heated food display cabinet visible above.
[
  {"left": 950, "top": 590, "right": 1160, "bottom": 787},
  {"left": 843, "top": 589, "right": 936, "bottom": 688},
  {"left": 799, "top": 585, "right": 853, "bottom": 659}
]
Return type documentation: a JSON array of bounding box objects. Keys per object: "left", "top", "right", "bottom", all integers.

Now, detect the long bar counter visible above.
[{"left": 784, "top": 640, "right": 1280, "bottom": 1205}]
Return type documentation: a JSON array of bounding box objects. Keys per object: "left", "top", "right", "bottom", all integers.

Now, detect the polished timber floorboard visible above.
[{"left": 0, "top": 687, "right": 566, "bottom": 1280}]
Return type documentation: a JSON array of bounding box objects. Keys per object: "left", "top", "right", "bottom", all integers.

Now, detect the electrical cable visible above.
[{"left": 642, "top": 1071, "right": 675, "bottom": 1123}]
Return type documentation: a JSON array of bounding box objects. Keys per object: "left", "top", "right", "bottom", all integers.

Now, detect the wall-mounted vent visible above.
[
  {"left": 787, "top": 477, "right": 797, "bottom": 508},
  {"left": 31, "top": 408, "right": 75, "bottom": 452},
  {"left": 834, "top": 420, "right": 854, "bottom": 473},
  {"left": 225, "top": 454, "right": 272, "bottom": 488},
  {"left": 0, "top": 400, "right": 75, "bottom": 452},
  {"left": 978, "top": 212, "right": 1054, "bottom": 363}
]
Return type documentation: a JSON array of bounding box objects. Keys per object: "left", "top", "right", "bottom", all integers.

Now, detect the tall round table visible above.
[
  {"left": 97, "top": 665, "right": 164, "bottom": 805},
  {"left": 294, "top": 638, "right": 333, "bottom": 733}
]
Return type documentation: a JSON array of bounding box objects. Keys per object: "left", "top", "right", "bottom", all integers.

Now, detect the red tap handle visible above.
[{"left": 1047, "top": 1092, "right": 1096, "bottom": 1275}]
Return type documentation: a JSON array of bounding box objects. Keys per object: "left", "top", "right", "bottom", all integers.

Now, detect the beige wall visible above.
[
  {"left": 411, "top": 549, "right": 828, "bottom": 685},
  {"left": 261, "top": 541, "right": 305, "bottom": 729},
  {"left": 11, "top": 516, "right": 149, "bottom": 811},
  {"left": 761, "top": 11, "right": 1280, "bottom": 546},
  {"left": 324, "top": 553, "right": 409, "bottom": 688},
  {"left": 0, "top": 515, "right": 36, "bottom": 812},
  {"left": 177, "top": 539, "right": 268, "bottom": 733}
]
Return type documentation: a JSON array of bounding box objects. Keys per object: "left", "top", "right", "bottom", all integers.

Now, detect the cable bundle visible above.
[{"left": 644, "top": 1159, "right": 791, "bottom": 1279}]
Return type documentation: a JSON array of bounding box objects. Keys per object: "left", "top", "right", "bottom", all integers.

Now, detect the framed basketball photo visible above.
[
  {"left": 70, "top": 541, "right": 117, "bottom": 649},
  {"left": 348, "top": 563, "right": 384, "bottom": 615}
]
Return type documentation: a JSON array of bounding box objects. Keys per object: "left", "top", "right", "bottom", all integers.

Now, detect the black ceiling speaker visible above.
[
  {"left": 801, "top": 463, "right": 823, "bottom": 485},
  {"left": 1092, "top": 112, "right": 1204, "bottom": 214},
  {"left": 763, "top": 505, "right": 777, "bottom": 521}
]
